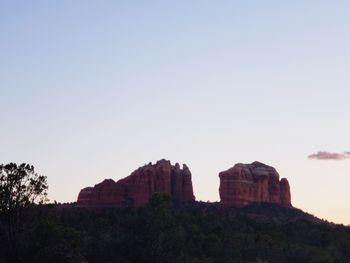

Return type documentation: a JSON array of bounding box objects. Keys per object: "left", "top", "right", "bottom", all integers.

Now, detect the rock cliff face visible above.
[
  {"left": 77, "top": 159, "right": 195, "bottom": 207},
  {"left": 219, "top": 161, "right": 291, "bottom": 207}
]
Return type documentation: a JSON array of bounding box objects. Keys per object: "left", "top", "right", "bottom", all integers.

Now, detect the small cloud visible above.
[{"left": 308, "top": 151, "right": 350, "bottom": 160}]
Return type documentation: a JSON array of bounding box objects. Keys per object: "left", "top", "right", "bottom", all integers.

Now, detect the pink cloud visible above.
[{"left": 308, "top": 151, "right": 350, "bottom": 160}]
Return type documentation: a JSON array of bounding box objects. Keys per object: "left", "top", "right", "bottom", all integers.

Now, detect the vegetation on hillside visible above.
[
  {"left": 0, "top": 195, "right": 349, "bottom": 262},
  {"left": 1, "top": 164, "right": 349, "bottom": 263}
]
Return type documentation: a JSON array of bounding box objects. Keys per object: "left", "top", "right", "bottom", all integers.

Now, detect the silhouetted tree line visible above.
[
  {"left": 0, "top": 163, "right": 48, "bottom": 263},
  {"left": 1, "top": 164, "right": 350, "bottom": 263}
]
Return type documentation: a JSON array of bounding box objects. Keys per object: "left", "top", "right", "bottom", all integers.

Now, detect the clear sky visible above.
[{"left": 1, "top": 1, "right": 349, "bottom": 224}]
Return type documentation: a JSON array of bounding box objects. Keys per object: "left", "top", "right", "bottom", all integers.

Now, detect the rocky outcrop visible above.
[
  {"left": 280, "top": 178, "right": 291, "bottom": 206},
  {"left": 77, "top": 179, "right": 130, "bottom": 207},
  {"left": 219, "top": 161, "right": 291, "bottom": 207},
  {"left": 77, "top": 159, "right": 195, "bottom": 207},
  {"left": 77, "top": 160, "right": 292, "bottom": 208}
]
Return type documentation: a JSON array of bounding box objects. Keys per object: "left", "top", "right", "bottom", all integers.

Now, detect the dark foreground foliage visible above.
[{"left": 1, "top": 196, "right": 350, "bottom": 263}]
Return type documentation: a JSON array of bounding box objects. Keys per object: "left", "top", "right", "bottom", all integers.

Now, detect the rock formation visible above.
[
  {"left": 77, "top": 159, "right": 195, "bottom": 207},
  {"left": 77, "top": 160, "right": 292, "bottom": 208},
  {"left": 219, "top": 161, "right": 291, "bottom": 207}
]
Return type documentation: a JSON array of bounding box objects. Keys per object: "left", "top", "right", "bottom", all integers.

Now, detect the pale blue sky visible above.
[{"left": 1, "top": 1, "right": 350, "bottom": 224}]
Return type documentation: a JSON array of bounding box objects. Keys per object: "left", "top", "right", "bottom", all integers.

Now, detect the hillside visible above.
[{"left": 1, "top": 197, "right": 349, "bottom": 263}]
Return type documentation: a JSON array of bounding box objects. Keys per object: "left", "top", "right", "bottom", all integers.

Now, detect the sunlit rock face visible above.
[
  {"left": 77, "top": 159, "right": 195, "bottom": 207},
  {"left": 219, "top": 161, "right": 292, "bottom": 207}
]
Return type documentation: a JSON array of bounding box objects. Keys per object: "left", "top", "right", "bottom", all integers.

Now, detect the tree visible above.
[
  {"left": 148, "top": 192, "right": 171, "bottom": 209},
  {"left": 0, "top": 163, "right": 48, "bottom": 262}
]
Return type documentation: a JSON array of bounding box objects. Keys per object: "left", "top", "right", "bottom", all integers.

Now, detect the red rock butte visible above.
[
  {"left": 77, "top": 160, "right": 292, "bottom": 208},
  {"left": 219, "top": 161, "right": 291, "bottom": 207},
  {"left": 77, "top": 159, "right": 195, "bottom": 207}
]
